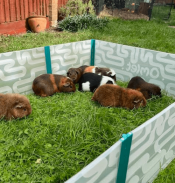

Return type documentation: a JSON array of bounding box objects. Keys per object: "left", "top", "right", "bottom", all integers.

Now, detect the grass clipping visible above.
[{"left": 0, "top": 81, "right": 175, "bottom": 182}]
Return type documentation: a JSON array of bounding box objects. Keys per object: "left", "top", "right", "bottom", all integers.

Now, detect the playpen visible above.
[{"left": 0, "top": 39, "right": 175, "bottom": 183}]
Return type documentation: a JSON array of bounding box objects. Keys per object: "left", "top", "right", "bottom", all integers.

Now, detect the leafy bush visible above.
[
  {"left": 58, "top": 14, "right": 109, "bottom": 32},
  {"left": 59, "top": 0, "right": 95, "bottom": 18}
]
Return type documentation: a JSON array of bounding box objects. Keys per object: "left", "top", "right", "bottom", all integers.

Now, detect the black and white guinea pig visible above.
[
  {"left": 84, "top": 66, "right": 117, "bottom": 81},
  {"left": 78, "top": 73, "right": 116, "bottom": 92}
]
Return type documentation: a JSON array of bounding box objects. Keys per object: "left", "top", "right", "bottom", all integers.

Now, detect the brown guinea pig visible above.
[
  {"left": 32, "top": 74, "right": 76, "bottom": 97},
  {"left": 92, "top": 84, "right": 146, "bottom": 109},
  {"left": 0, "top": 93, "right": 32, "bottom": 120},
  {"left": 67, "top": 65, "right": 89, "bottom": 84},
  {"left": 127, "top": 76, "right": 161, "bottom": 99},
  {"left": 84, "top": 66, "right": 117, "bottom": 82}
]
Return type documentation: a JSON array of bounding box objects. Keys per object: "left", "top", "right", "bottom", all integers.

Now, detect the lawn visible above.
[
  {"left": 0, "top": 9, "right": 175, "bottom": 183},
  {"left": 0, "top": 82, "right": 175, "bottom": 183},
  {"left": 0, "top": 10, "right": 175, "bottom": 54}
]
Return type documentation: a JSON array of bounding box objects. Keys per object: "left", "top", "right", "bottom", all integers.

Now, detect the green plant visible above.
[
  {"left": 58, "top": 14, "right": 109, "bottom": 32},
  {"left": 59, "top": 0, "right": 95, "bottom": 18}
]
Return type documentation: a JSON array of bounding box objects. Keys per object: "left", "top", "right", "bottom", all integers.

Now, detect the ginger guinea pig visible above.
[
  {"left": 32, "top": 74, "right": 76, "bottom": 97},
  {"left": 84, "top": 66, "right": 117, "bottom": 82},
  {"left": 127, "top": 76, "right": 161, "bottom": 99},
  {"left": 78, "top": 73, "right": 116, "bottom": 92},
  {"left": 67, "top": 65, "right": 89, "bottom": 84},
  {"left": 92, "top": 84, "right": 146, "bottom": 109},
  {"left": 0, "top": 93, "right": 32, "bottom": 120}
]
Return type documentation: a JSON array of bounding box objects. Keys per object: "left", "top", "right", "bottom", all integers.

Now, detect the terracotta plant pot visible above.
[{"left": 27, "top": 16, "right": 47, "bottom": 33}]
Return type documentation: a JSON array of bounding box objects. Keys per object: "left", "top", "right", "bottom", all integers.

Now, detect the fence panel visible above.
[
  {"left": 58, "top": 0, "right": 69, "bottom": 9},
  {"left": 0, "top": 0, "right": 49, "bottom": 24},
  {"left": 4, "top": 0, "right": 10, "bottom": 22},
  {"left": 0, "top": 0, "right": 5, "bottom": 23},
  {"left": 9, "top": 0, "right": 16, "bottom": 22},
  {"left": 15, "top": 0, "right": 21, "bottom": 21},
  {"left": 126, "top": 103, "right": 175, "bottom": 183}
]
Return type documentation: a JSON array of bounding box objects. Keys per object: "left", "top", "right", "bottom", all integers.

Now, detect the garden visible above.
[{"left": 0, "top": 2, "right": 175, "bottom": 183}]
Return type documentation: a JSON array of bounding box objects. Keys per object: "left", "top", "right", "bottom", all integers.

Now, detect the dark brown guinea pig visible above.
[
  {"left": 32, "top": 74, "right": 76, "bottom": 97},
  {"left": 0, "top": 93, "right": 32, "bottom": 120},
  {"left": 127, "top": 76, "right": 161, "bottom": 99},
  {"left": 92, "top": 84, "right": 146, "bottom": 109},
  {"left": 84, "top": 66, "right": 117, "bottom": 81},
  {"left": 67, "top": 65, "right": 89, "bottom": 84}
]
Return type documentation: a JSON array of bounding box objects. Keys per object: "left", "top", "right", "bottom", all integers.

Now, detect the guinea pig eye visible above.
[
  {"left": 70, "top": 85, "right": 72, "bottom": 88},
  {"left": 23, "top": 108, "right": 26, "bottom": 111}
]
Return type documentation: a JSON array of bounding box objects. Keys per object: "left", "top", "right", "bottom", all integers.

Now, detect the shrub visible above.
[
  {"left": 59, "top": 0, "right": 95, "bottom": 18},
  {"left": 58, "top": 14, "right": 109, "bottom": 32}
]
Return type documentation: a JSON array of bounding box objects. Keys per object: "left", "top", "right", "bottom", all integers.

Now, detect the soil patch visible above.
[
  {"left": 99, "top": 7, "right": 149, "bottom": 20},
  {"left": 45, "top": 27, "right": 64, "bottom": 33}
]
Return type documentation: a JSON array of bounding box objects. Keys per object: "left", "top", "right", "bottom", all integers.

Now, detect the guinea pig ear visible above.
[
  {"left": 75, "top": 70, "right": 79, "bottom": 74},
  {"left": 63, "top": 82, "right": 70, "bottom": 87},
  {"left": 95, "top": 67, "right": 99, "bottom": 72},
  {"left": 136, "top": 88, "right": 141, "bottom": 91}
]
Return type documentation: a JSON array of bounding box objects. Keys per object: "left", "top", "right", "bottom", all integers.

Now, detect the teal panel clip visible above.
[
  {"left": 44, "top": 46, "right": 52, "bottom": 74},
  {"left": 90, "top": 39, "right": 95, "bottom": 66},
  {"left": 116, "top": 132, "right": 133, "bottom": 183}
]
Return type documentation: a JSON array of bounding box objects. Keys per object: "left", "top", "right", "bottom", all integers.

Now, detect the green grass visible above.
[
  {"left": 0, "top": 10, "right": 175, "bottom": 54},
  {"left": 153, "top": 160, "right": 175, "bottom": 183},
  {"left": 151, "top": 5, "right": 172, "bottom": 20},
  {"left": 151, "top": 5, "right": 175, "bottom": 26},
  {"left": 0, "top": 81, "right": 175, "bottom": 182},
  {"left": 0, "top": 11, "right": 175, "bottom": 182}
]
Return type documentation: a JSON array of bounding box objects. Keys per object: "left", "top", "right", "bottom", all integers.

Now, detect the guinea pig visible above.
[
  {"left": 83, "top": 66, "right": 117, "bottom": 81},
  {"left": 67, "top": 65, "right": 89, "bottom": 84},
  {"left": 0, "top": 93, "right": 32, "bottom": 120},
  {"left": 91, "top": 84, "right": 147, "bottom": 109},
  {"left": 32, "top": 74, "right": 76, "bottom": 97},
  {"left": 127, "top": 76, "right": 161, "bottom": 99},
  {"left": 78, "top": 73, "right": 116, "bottom": 92}
]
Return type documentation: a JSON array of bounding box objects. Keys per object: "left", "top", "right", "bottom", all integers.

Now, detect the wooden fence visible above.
[
  {"left": 0, "top": 0, "right": 50, "bottom": 35},
  {"left": 58, "top": 0, "right": 68, "bottom": 9},
  {"left": 0, "top": 0, "right": 49, "bottom": 24},
  {"left": 0, "top": 0, "right": 72, "bottom": 35}
]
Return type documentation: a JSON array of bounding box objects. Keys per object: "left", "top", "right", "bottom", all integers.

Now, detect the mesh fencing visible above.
[
  {"left": 151, "top": 0, "right": 174, "bottom": 20},
  {"left": 92, "top": 0, "right": 174, "bottom": 20}
]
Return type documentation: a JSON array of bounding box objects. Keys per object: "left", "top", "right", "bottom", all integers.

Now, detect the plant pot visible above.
[{"left": 27, "top": 16, "right": 47, "bottom": 33}]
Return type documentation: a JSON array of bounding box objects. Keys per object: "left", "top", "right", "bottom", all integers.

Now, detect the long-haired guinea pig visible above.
[
  {"left": 67, "top": 65, "right": 89, "bottom": 83},
  {"left": 92, "top": 84, "right": 147, "bottom": 109},
  {"left": 127, "top": 76, "right": 161, "bottom": 99},
  {"left": 83, "top": 66, "right": 117, "bottom": 81},
  {"left": 78, "top": 73, "right": 116, "bottom": 92},
  {"left": 32, "top": 74, "right": 76, "bottom": 97},
  {"left": 0, "top": 93, "right": 32, "bottom": 120}
]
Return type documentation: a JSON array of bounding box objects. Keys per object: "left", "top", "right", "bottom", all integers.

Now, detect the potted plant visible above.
[{"left": 27, "top": 15, "right": 47, "bottom": 33}]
